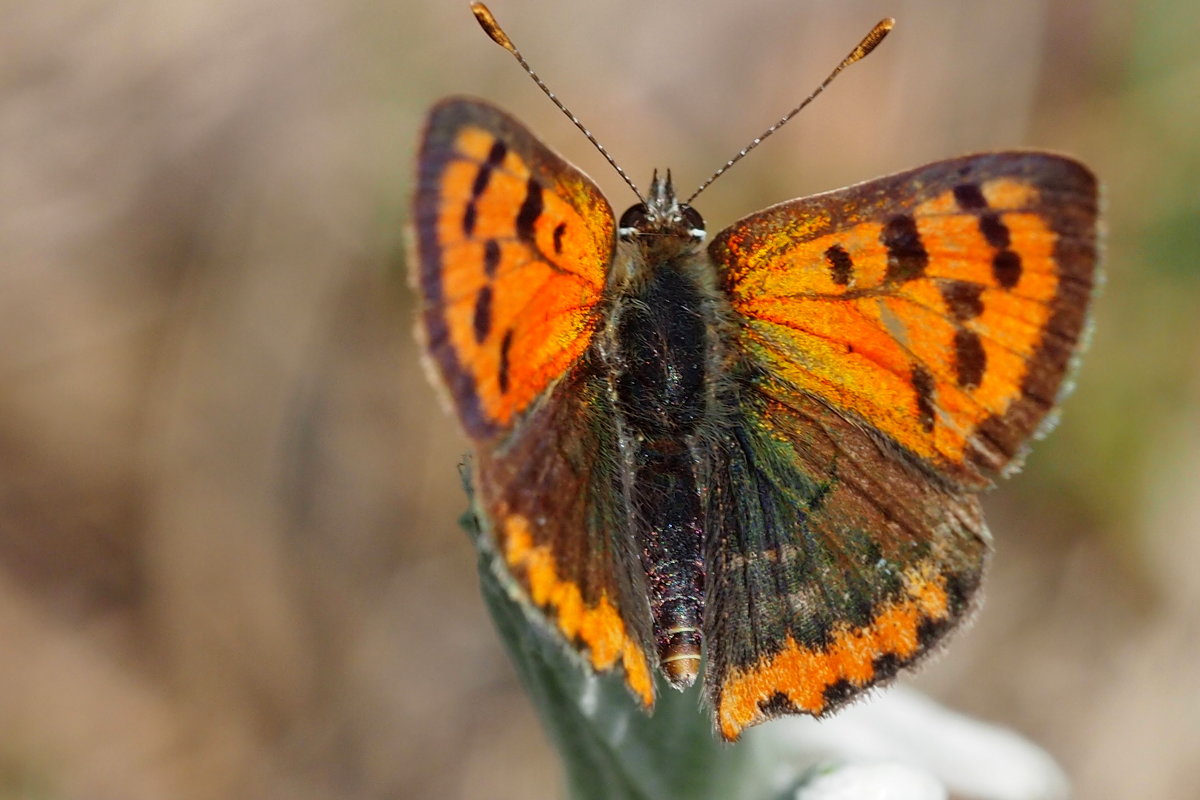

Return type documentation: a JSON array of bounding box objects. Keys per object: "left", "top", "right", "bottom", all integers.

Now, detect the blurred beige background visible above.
[{"left": 3, "top": 0, "right": 1198, "bottom": 798}]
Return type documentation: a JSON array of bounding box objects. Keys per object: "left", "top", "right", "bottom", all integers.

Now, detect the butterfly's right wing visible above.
[
  {"left": 413, "top": 98, "right": 656, "bottom": 706},
  {"left": 699, "top": 154, "right": 1097, "bottom": 739}
]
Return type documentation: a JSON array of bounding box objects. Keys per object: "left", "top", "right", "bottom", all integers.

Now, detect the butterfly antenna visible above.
[
  {"left": 685, "top": 18, "right": 895, "bottom": 204},
  {"left": 471, "top": 3, "right": 645, "bottom": 203}
]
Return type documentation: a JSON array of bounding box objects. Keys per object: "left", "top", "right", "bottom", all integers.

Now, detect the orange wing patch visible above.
[
  {"left": 715, "top": 562, "right": 952, "bottom": 741},
  {"left": 415, "top": 100, "right": 614, "bottom": 439},
  {"left": 713, "top": 155, "right": 1097, "bottom": 484},
  {"left": 502, "top": 514, "right": 655, "bottom": 707}
]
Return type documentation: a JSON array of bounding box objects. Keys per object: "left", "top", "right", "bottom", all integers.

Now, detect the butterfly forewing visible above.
[
  {"left": 711, "top": 153, "right": 1099, "bottom": 487},
  {"left": 414, "top": 98, "right": 615, "bottom": 439}
]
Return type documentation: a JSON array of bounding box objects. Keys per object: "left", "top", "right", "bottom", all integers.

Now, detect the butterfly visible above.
[{"left": 412, "top": 5, "right": 1098, "bottom": 741}]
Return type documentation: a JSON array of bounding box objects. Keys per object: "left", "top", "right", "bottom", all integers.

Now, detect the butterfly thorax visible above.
[{"left": 599, "top": 172, "right": 724, "bottom": 689}]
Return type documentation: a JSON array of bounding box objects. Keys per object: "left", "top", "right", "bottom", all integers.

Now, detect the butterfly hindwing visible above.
[
  {"left": 414, "top": 99, "right": 656, "bottom": 706},
  {"left": 700, "top": 389, "right": 988, "bottom": 740},
  {"left": 710, "top": 153, "right": 1099, "bottom": 487},
  {"left": 475, "top": 360, "right": 657, "bottom": 708}
]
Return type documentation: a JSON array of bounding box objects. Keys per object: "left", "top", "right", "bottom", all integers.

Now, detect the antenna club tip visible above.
[
  {"left": 853, "top": 17, "right": 894, "bottom": 58},
  {"left": 471, "top": 2, "right": 517, "bottom": 52}
]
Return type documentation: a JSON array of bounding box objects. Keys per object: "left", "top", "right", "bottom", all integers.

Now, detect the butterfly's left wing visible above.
[
  {"left": 702, "top": 153, "right": 1098, "bottom": 739},
  {"left": 413, "top": 98, "right": 657, "bottom": 708}
]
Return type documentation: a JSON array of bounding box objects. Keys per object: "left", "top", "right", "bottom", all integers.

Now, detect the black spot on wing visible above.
[
  {"left": 757, "top": 691, "right": 797, "bottom": 716},
  {"left": 942, "top": 570, "right": 977, "bottom": 617},
  {"left": 953, "top": 183, "right": 988, "bottom": 210},
  {"left": 462, "top": 140, "right": 508, "bottom": 239},
  {"left": 471, "top": 140, "right": 506, "bottom": 197},
  {"left": 462, "top": 204, "right": 477, "bottom": 237},
  {"left": 911, "top": 364, "right": 936, "bottom": 433},
  {"left": 954, "top": 329, "right": 987, "bottom": 389},
  {"left": 941, "top": 280, "right": 984, "bottom": 320},
  {"left": 472, "top": 285, "right": 493, "bottom": 344},
  {"left": 825, "top": 243, "right": 854, "bottom": 285},
  {"left": 516, "top": 177, "right": 543, "bottom": 242},
  {"left": 979, "top": 214, "right": 1011, "bottom": 249},
  {"left": 870, "top": 652, "right": 902, "bottom": 681},
  {"left": 993, "top": 249, "right": 1023, "bottom": 289},
  {"left": 882, "top": 215, "right": 928, "bottom": 282},
  {"left": 916, "top": 614, "right": 954, "bottom": 649},
  {"left": 498, "top": 328, "right": 514, "bottom": 395},
  {"left": 483, "top": 239, "right": 501, "bottom": 277},
  {"left": 484, "top": 139, "right": 507, "bottom": 166},
  {"left": 553, "top": 222, "right": 566, "bottom": 255},
  {"left": 822, "top": 679, "right": 857, "bottom": 708}
]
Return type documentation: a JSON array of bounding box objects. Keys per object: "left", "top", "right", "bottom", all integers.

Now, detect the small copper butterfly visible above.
[{"left": 412, "top": 4, "right": 1098, "bottom": 740}]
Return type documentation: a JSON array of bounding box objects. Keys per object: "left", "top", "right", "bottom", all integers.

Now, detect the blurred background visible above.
[{"left": 3, "top": 0, "right": 1198, "bottom": 797}]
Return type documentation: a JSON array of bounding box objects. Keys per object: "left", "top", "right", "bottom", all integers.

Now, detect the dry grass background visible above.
[{"left": 3, "top": 0, "right": 1198, "bottom": 798}]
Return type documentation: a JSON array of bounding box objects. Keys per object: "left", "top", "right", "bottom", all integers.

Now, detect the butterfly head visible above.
[{"left": 617, "top": 170, "right": 706, "bottom": 250}]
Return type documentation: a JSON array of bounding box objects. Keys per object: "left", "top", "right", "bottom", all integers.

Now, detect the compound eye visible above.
[
  {"left": 680, "top": 204, "right": 706, "bottom": 240},
  {"left": 618, "top": 204, "right": 650, "bottom": 239}
]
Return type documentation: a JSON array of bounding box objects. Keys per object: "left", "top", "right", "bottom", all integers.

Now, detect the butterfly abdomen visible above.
[{"left": 606, "top": 262, "right": 716, "bottom": 689}]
